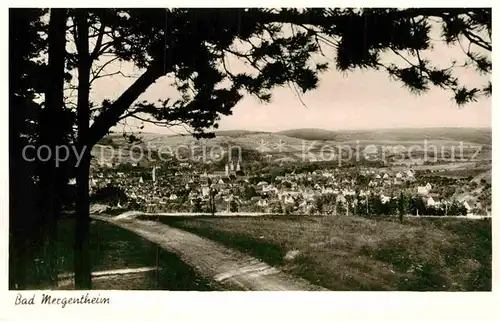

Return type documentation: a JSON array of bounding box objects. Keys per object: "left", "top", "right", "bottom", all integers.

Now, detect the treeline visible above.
[{"left": 312, "top": 193, "right": 467, "bottom": 217}]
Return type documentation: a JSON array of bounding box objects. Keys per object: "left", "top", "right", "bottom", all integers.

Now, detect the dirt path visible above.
[{"left": 92, "top": 215, "right": 327, "bottom": 291}]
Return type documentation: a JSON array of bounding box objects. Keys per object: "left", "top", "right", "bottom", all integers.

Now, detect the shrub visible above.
[{"left": 90, "top": 185, "right": 128, "bottom": 206}]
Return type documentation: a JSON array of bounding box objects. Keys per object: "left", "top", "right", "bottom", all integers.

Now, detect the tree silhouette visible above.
[
  {"left": 397, "top": 192, "right": 409, "bottom": 222},
  {"left": 229, "top": 199, "right": 239, "bottom": 212},
  {"left": 192, "top": 198, "right": 202, "bottom": 213},
  {"left": 9, "top": 8, "right": 47, "bottom": 289},
  {"left": 68, "top": 9, "right": 491, "bottom": 147}
]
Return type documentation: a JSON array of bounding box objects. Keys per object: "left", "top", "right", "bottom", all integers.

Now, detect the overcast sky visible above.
[{"left": 90, "top": 21, "right": 491, "bottom": 135}]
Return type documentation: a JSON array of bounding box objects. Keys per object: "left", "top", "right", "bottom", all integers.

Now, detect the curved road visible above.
[{"left": 92, "top": 214, "right": 327, "bottom": 291}]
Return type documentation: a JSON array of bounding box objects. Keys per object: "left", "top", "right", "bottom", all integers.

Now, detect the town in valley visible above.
[{"left": 86, "top": 128, "right": 492, "bottom": 219}]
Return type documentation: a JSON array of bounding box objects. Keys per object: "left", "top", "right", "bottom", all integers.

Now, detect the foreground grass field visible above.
[
  {"left": 27, "top": 218, "right": 217, "bottom": 290},
  {"left": 149, "top": 215, "right": 491, "bottom": 291}
]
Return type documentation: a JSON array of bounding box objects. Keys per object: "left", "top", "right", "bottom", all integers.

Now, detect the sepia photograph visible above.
[{"left": 8, "top": 7, "right": 492, "bottom": 294}]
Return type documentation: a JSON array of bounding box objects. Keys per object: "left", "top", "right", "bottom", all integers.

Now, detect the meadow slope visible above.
[{"left": 152, "top": 215, "right": 491, "bottom": 291}]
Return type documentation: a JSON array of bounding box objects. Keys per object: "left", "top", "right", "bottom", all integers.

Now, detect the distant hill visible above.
[
  {"left": 214, "top": 130, "right": 270, "bottom": 137},
  {"left": 276, "top": 128, "right": 341, "bottom": 141},
  {"left": 277, "top": 127, "right": 492, "bottom": 145},
  {"left": 93, "top": 127, "right": 492, "bottom": 166}
]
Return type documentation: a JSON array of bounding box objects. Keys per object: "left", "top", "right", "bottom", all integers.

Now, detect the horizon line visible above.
[{"left": 110, "top": 125, "right": 492, "bottom": 136}]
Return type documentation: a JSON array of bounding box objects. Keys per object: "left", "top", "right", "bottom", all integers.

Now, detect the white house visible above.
[
  {"left": 383, "top": 173, "right": 389, "bottom": 179},
  {"left": 257, "top": 181, "right": 269, "bottom": 187},
  {"left": 463, "top": 201, "right": 473, "bottom": 214},
  {"left": 301, "top": 189, "right": 316, "bottom": 201},
  {"left": 336, "top": 194, "right": 347, "bottom": 204},
  {"left": 343, "top": 189, "right": 356, "bottom": 196},
  {"left": 284, "top": 195, "right": 295, "bottom": 205},
  {"left": 425, "top": 183, "right": 432, "bottom": 190},
  {"left": 169, "top": 194, "right": 178, "bottom": 201},
  {"left": 426, "top": 197, "right": 439, "bottom": 207},
  {"left": 262, "top": 184, "right": 278, "bottom": 194},
  {"left": 417, "top": 186, "right": 429, "bottom": 195},
  {"left": 257, "top": 199, "right": 268, "bottom": 207},
  {"left": 380, "top": 195, "right": 391, "bottom": 204},
  {"left": 395, "top": 172, "right": 403, "bottom": 179},
  {"left": 322, "top": 187, "right": 335, "bottom": 194},
  {"left": 201, "top": 186, "right": 210, "bottom": 197}
]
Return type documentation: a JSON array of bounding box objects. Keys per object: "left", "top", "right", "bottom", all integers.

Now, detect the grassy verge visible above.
[
  {"left": 145, "top": 215, "right": 491, "bottom": 291},
  {"left": 26, "top": 217, "right": 217, "bottom": 290}
]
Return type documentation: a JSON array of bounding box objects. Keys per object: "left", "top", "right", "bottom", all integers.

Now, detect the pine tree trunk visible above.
[
  {"left": 9, "top": 81, "right": 26, "bottom": 289},
  {"left": 43, "top": 8, "right": 67, "bottom": 287},
  {"left": 74, "top": 9, "right": 92, "bottom": 290},
  {"left": 75, "top": 153, "right": 91, "bottom": 289}
]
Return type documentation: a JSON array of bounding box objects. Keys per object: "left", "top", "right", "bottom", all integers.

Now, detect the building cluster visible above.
[{"left": 89, "top": 159, "right": 490, "bottom": 217}]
